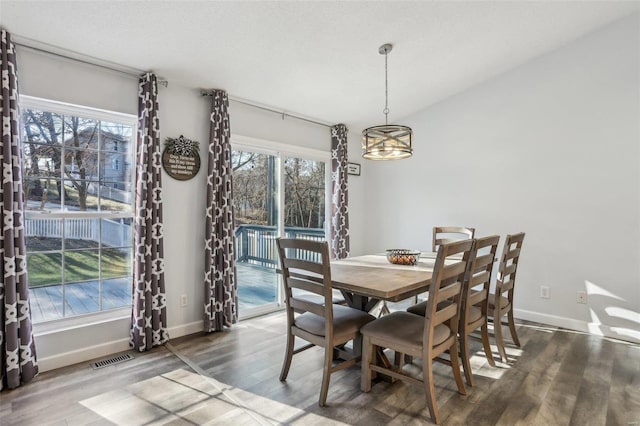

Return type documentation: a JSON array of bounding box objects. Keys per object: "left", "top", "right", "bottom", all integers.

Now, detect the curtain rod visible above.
[
  {"left": 201, "top": 89, "right": 332, "bottom": 129},
  {"left": 12, "top": 36, "right": 168, "bottom": 87}
]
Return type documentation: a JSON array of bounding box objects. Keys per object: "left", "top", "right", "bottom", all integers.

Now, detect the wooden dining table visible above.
[{"left": 328, "top": 252, "right": 448, "bottom": 312}]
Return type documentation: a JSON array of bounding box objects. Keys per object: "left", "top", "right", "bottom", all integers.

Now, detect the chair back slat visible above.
[
  {"left": 473, "top": 252, "right": 494, "bottom": 272},
  {"left": 436, "top": 281, "right": 462, "bottom": 303},
  {"left": 432, "top": 226, "right": 475, "bottom": 252},
  {"left": 433, "top": 301, "right": 458, "bottom": 325},
  {"left": 283, "top": 258, "right": 325, "bottom": 275},
  {"left": 501, "top": 263, "right": 517, "bottom": 277},
  {"left": 287, "top": 277, "right": 324, "bottom": 295},
  {"left": 467, "top": 287, "right": 487, "bottom": 305},
  {"left": 469, "top": 270, "right": 491, "bottom": 288},
  {"left": 290, "top": 297, "right": 326, "bottom": 316}
]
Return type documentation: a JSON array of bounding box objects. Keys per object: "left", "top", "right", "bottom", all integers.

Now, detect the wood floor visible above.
[{"left": 2, "top": 311, "right": 639, "bottom": 425}]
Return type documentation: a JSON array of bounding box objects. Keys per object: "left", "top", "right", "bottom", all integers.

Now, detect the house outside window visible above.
[{"left": 20, "top": 96, "right": 136, "bottom": 323}]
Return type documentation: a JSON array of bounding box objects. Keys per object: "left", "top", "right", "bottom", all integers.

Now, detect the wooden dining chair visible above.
[
  {"left": 276, "top": 238, "right": 375, "bottom": 407},
  {"left": 360, "top": 239, "right": 475, "bottom": 424},
  {"left": 488, "top": 232, "right": 526, "bottom": 362},
  {"left": 432, "top": 226, "right": 476, "bottom": 252},
  {"left": 407, "top": 235, "right": 500, "bottom": 386},
  {"left": 410, "top": 226, "right": 476, "bottom": 304}
]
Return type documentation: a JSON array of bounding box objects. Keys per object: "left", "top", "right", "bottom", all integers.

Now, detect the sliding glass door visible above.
[
  {"left": 232, "top": 137, "right": 329, "bottom": 318},
  {"left": 232, "top": 150, "right": 280, "bottom": 316}
]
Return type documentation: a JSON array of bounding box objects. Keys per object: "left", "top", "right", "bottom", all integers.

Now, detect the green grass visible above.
[
  {"left": 26, "top": 179, "right": 129, "bottom": 211},
  {"left": 27, "top": 240, "right": 131, "bottom": 287}
]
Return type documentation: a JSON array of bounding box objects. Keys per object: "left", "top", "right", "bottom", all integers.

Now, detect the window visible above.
[{"left": 20, "top": 96, "right": 136, "bottom": 323}]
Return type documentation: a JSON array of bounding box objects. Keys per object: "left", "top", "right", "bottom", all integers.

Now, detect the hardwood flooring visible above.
[{"left": 1, "top": 311, "right": 639, "bottom": 425}]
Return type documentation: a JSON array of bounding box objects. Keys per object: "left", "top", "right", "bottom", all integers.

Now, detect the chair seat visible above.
[
  {"left": 294, "top": 304, "right": 375, "bottom": 338},
  {"left": 487, "top": 293, "right": 510, "bottom": 310},
  {"left": 360, "top": 311, "right": 451, "bottom": 353},
  {"left": 407, "top": 300, "right": 428, "bottom": 316},
  {"left": 406, "top": 300, "right": 454, "bottom": 317}
]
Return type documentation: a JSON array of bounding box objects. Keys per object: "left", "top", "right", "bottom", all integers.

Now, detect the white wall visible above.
[
  {"left": 363, "top": 14, "right": 640, "bottom": 343},
  {"left": 17, "top": 48, "right": 366, "bottom": 371}
]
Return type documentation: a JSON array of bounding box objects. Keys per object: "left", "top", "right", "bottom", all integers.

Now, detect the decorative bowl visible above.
[{"left": 386, "top": 249, "right": 421, "bottom": 266}]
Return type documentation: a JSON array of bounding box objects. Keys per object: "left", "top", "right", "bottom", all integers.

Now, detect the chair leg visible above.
[
  {"left": 507, "top": 309, "right": 520, "bottom": 347},
  {"left": 480, "top": 322, "right": 496, "bottom": 367},
  {"left": 493, "top": 315, "right": 508, "bottom": 363},
  {"left": 280, "top": 332, "right": 295, "bottom": 381},
  {"left": 361, "top": 335, "right": 373, "bottom": 392},
  {"left": 459, "top": 333, "right": 474, "bottom": 387},
  {"left": 319, "top": 345, "right": 333, "bottom": 406},
  {"left": 394, "top": 351, "right": 404, "bottom": 370},
  {"left": 422, "top": 358, "right": 440, "bottom": 424},
  {"left": 450, "top": 339, "right": 467, "bottom": 396}
]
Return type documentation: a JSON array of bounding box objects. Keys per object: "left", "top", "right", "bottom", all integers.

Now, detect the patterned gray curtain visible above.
[
  {"left": 130, "top": 73, "right": 169, "bottom": 351},
  {"left": 204, "top": 89, "right": 237, "bottom": 332},
  {"left": 0, "top": 29, "right": 38, "bottom": 391},
  {"left": 330, "top": 124, "right": 350, "bottom": 259}
]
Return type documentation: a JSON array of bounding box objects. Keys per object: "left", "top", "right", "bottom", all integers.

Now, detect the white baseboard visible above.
[
  {"left": 167, "top": 320, "right": 205, "bottom": 339},
  {"left": 514, "top": 308, "right": 640, "bottom": 345},
  {"left": 36, "top": 320, "right": 205, "bottom": 373},
  {"left": 37, "top": 338, "right": 131, "bottom": 373}
]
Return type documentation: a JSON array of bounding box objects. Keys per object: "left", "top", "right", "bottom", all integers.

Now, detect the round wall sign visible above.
[{"left": 162, "top": 135, "right": 201, "bottom": 181}]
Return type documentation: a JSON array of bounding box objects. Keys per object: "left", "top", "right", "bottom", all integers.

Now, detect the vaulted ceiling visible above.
[{"left": 1, "top": 1, "right": 638, "bottom": 129}]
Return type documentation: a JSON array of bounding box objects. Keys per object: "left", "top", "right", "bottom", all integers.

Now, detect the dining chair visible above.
[
  {"left": 360, "top": 239, "right": 475, "bottom": 424},
  {"left": 432, "top": 226, "right": 476, "bottom": 252},
  {"left": 407, "top": 235, "right": 500, "bottom": 386},
  {"left": 410, "top": 226, "right": 476, "bottom": 304},
  {"left": 276, "top": 238, "right": 375, "bottom": 407},
  {"left": 488, "top": 232, "right": 526, "bottom": 362}
]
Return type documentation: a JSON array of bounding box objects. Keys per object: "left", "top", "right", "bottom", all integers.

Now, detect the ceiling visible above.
[{"left": 1, "top": 1, "right": 638, "bottom": 130}]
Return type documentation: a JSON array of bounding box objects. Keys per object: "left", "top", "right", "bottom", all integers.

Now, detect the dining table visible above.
[{"left": 328, "top": 252, "right": 457, "bottom": 312}]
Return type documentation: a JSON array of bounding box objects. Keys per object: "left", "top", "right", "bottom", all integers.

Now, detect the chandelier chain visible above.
[{"left": 383, "top": 49, "right": 389, "bottom": 124}]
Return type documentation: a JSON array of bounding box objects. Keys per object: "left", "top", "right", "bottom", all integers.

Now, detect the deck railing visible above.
[{"left": 234, "top": 224, "right": 325, "bottom": 268}]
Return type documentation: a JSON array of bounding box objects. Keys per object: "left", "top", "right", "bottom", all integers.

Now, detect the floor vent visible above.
[{"left": 91, "top": 353, "right": 134, "bottom": 369}]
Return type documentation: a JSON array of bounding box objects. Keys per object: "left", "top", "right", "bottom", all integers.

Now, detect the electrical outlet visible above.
[
  {"left": 540, "top": 286, "right": 550, "bottom": 299},
  {"left": 180, "top": 294, "right": 188, "bottom": 307},
  {"left": 577, "top": 291, "right": 587, "bottom": 304}
]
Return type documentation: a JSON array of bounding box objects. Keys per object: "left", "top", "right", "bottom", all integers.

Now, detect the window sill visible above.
[{"left": 33, "top": 307, "right": 130, "bottom": 336}]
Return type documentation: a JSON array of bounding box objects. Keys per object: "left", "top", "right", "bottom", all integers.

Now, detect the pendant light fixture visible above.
[{"left": 362, "top": 43, "right": 413, "bottom": 160}]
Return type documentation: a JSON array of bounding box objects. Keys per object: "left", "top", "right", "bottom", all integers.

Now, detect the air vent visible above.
[{"left": 91, "top": 353, "right": 134, "bottom": 369}]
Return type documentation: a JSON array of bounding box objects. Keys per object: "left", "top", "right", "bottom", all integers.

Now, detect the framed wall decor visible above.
[
  {"left": 162, "top": 135, "right": 201, "bottom": 181},
  {"left": 347, "top": 162, "right": 361, "bottom": 176}
]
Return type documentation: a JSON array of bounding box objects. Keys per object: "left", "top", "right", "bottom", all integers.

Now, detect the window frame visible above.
[{"left": 20, "top": 95, "right": 137, "bottom": 326}]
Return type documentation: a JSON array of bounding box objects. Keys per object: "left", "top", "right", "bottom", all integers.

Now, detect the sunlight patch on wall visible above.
[
  {"left": 584, "top": 280, "right": 625, "bottom": 301},
  {"left": 588, "top": 309, "right": 605, "bottom": 336}
]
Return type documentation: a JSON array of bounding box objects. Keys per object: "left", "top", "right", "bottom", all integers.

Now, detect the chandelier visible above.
[{"left": 362, "top": 43, "right": 413, "bottom": 160}]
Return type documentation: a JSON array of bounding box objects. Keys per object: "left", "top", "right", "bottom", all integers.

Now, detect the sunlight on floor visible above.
[{"left": 80, "top": 368, "right": 348, "bottom": 425}]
